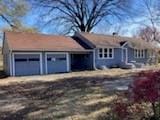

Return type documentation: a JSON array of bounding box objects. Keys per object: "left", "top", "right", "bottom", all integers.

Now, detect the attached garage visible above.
[
  {"left": 3, "top": 31, "right": 88, "bottom": 76},
  {"left": 13, "top": 53, "right": 42, "bottom": 76},
  {"left": 46, "top": 53, "right": 69, "bottom": 74}
]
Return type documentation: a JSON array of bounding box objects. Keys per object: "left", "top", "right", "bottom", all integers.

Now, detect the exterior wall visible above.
[
  {"left": 3, "top": 54, "right": 10, "bottom": 75},
  {"left": 4, "top": 46, "right": 153, "bottom": 76},
  {"left": 42, "top": 52, "right": 46, "bottom": 74},
  {"left": 2, "top": 36, "right": 11, "bottom": 75},
  {"left": 94, "top": 48, "right": 122, "bottom": 68},
  {"left": 127, "top": 48, "right": 149, "bottom": 64},
  {"left": 94, "top": 46, "right": 152, "bottom": 68}
]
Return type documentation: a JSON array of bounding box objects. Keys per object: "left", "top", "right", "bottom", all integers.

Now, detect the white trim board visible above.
[
  {"left": 121, "top": 41, "right": 128, "bottom": 47},
  {"left": 121, "top": 48, "right": 128, "bottom": 63},
  {"left": 125, "top": 48, "right": 128, "bottom": 63},
  {"left": 97, "top": 48, "right": 114, "bottom": 59},
  {"left": 45, "top": 52, "right": 70, "bottom": 74},
  {"left": 9, "top": 52, "right": 13, "bottom": 76},
  {"left": 12, "top": 52, "right": 43, "bottom": 76},
  {"left": 121, "top": 48, "right": 123, "bottom": 62},
  {"left": 93, "top": 49, "right": 96, "bottom": 69}
]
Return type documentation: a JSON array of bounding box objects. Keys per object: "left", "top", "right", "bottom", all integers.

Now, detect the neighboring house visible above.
[{"left": 2, "top": 31, "right": 156, "bottom": 76}]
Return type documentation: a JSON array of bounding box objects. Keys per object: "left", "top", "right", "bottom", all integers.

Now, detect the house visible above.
[
  {"left": 2, "top": 31, "right": 156, "bottom": 76},
  {"left": 74, "top": 32, "right": 157, "bottom": 69}
]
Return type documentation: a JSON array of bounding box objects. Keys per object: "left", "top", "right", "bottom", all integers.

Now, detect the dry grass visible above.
[
  {"left": 0, "top": 69, "right": 135, "bottom": 120},
  {"left": 0, "top": 69, "right": 131, "bottom": 85},
  {"left": 0, "top": 66, "right": 159, "bottom": 120}
]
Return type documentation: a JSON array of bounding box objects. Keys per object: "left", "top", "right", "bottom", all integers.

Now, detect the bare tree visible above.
[
  {"left": 137, "top": 26, "right": 160, "bottom": 42},
  {"left": 0, "top": 0, "right": 28, "bottom": 29},
  {"left": 134, "top": 0, "right": 160, "bottom": 42},
  {"left": 32, "top": 0, "right": 132, "bottom": 34}
]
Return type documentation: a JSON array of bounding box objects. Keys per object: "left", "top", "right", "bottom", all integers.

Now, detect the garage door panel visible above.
[
  {"left": 14, "top": 54, "right": 41, "bottom": 76},
  {"left": 47, "top": 54, "right": 68, "bottom": 74},
  {"left": 47, "top": 54, "right": 66, "bottom": 59}
]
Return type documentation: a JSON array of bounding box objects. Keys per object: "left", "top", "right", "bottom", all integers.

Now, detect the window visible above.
[
  {"left": 98, "top": 48, "right": 103, "bottom": 58},
  {"left": 104, "top": 48, "right": 108, "bottom": 58},
  {"left": 57, "top": 58, "right": 66, "bottom": 61},
  {"left": 15, "top": 58, "right": 27, "bottom": 62},
  {"left": 47, "top": 57, "right": 66, "bottom": 61},
  {"left": 15, "top": 58, "right": 40, "bottom": 62},
  {"left": 98, "top": 48, "right": 114, "bottom": 59},
  {"left": 28, "top": 58, "right": 40, "bottom": 61},
  {"left": 47, "top": 57, "right": 56, "bottom": 61},
  {"left": 109, "top": 48, "right": 113, "bottom": 58},
  {"left": 134, "top": 49, "right": 145, "bottom": 58}
]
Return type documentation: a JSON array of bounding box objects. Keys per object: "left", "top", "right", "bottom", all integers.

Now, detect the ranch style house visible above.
[{"left": 2, "top": 31, "right": 157, "bottom": 76}]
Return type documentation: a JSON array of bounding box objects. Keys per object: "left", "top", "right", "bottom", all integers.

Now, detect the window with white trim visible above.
[
  {"left": 134, "top": 49, "right": 145, "bottom": 58},
  {"left": 104, "top": 48, "right": 108, "bottom": 58},
  {"left": 98, "top": 48, "right": 103, "bottom": 58},
  {"left": 98, "top": 48, "right": 114, "bottom": 59},
  {"left": 109, "top": 48, "right": 113, "bottom": 58}
]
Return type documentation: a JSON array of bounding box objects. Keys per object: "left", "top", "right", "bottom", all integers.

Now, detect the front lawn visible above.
[{"left": 0, "top": 67, "right": 159, "bottom": 120}]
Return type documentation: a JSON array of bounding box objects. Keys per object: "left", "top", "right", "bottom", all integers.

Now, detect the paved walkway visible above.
[{"left": 103, "top": 77, "right": 134, "bottom": 91}]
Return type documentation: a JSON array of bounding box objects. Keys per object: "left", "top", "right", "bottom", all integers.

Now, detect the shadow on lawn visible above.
[
  {"left": 0, "top": 70, "right": 8, "bottom": 79},
  {"left": 0, "top": 73, "right": 134, "bottom": 120}
]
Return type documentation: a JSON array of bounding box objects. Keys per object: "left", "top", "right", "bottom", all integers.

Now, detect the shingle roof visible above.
[
  {"left": 5, "top": 31, "right": 86, "bottom": 51},
  {"left": 79, "top": 32, "right": 154, "bottom": 49}
]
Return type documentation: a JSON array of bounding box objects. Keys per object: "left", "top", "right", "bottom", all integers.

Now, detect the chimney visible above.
[{"left": 112, "top": 32, "right": 118, "bottom": 36}]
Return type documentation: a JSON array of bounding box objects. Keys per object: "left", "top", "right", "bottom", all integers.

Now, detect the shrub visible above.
[
  {"left": 111, "top": 70, "right": 160, "bottom": 120},
  {"left": 131, "top": 70, "right": 160, "bottom": 119}
]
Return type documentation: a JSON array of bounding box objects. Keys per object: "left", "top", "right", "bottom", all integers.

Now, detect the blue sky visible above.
[{"left": 0, "top": 0, "right": 159, "bottom": 39}]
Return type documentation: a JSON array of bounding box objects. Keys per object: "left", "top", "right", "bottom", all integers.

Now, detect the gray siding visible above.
[
  {"left": 3, "top": 54, "right": 10, "bottom": 75},
  {"left": 42, "top": 52, "right": 46, "bottom": 74},
  {"left": 127, "top": 48, "right": 148, "bottom": 64},
  {"left": 3, "top": 45, "right": 153, "bottom": 76},
  {"left": 94, "top": 48, "right": 122, "bottom": 68},
  {"left": 3, "top": 37, "right": 10, "bottom": 75},
  {"left": 94, "top": 46, "right": 150, "bottom": 68}
]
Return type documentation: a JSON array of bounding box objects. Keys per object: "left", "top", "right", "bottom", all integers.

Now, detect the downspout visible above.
[
  {"left": 93, "top": 48, "right": 97, "bottom": 70},
  {"left": 121, "top": 41, "right": 128, "bottom": 64},
  {"left": 121, "top": 47, "right": 123, "bottom": 63},
  {"left": 9, "top": 50, "right": 13, "bottom": 76}
]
